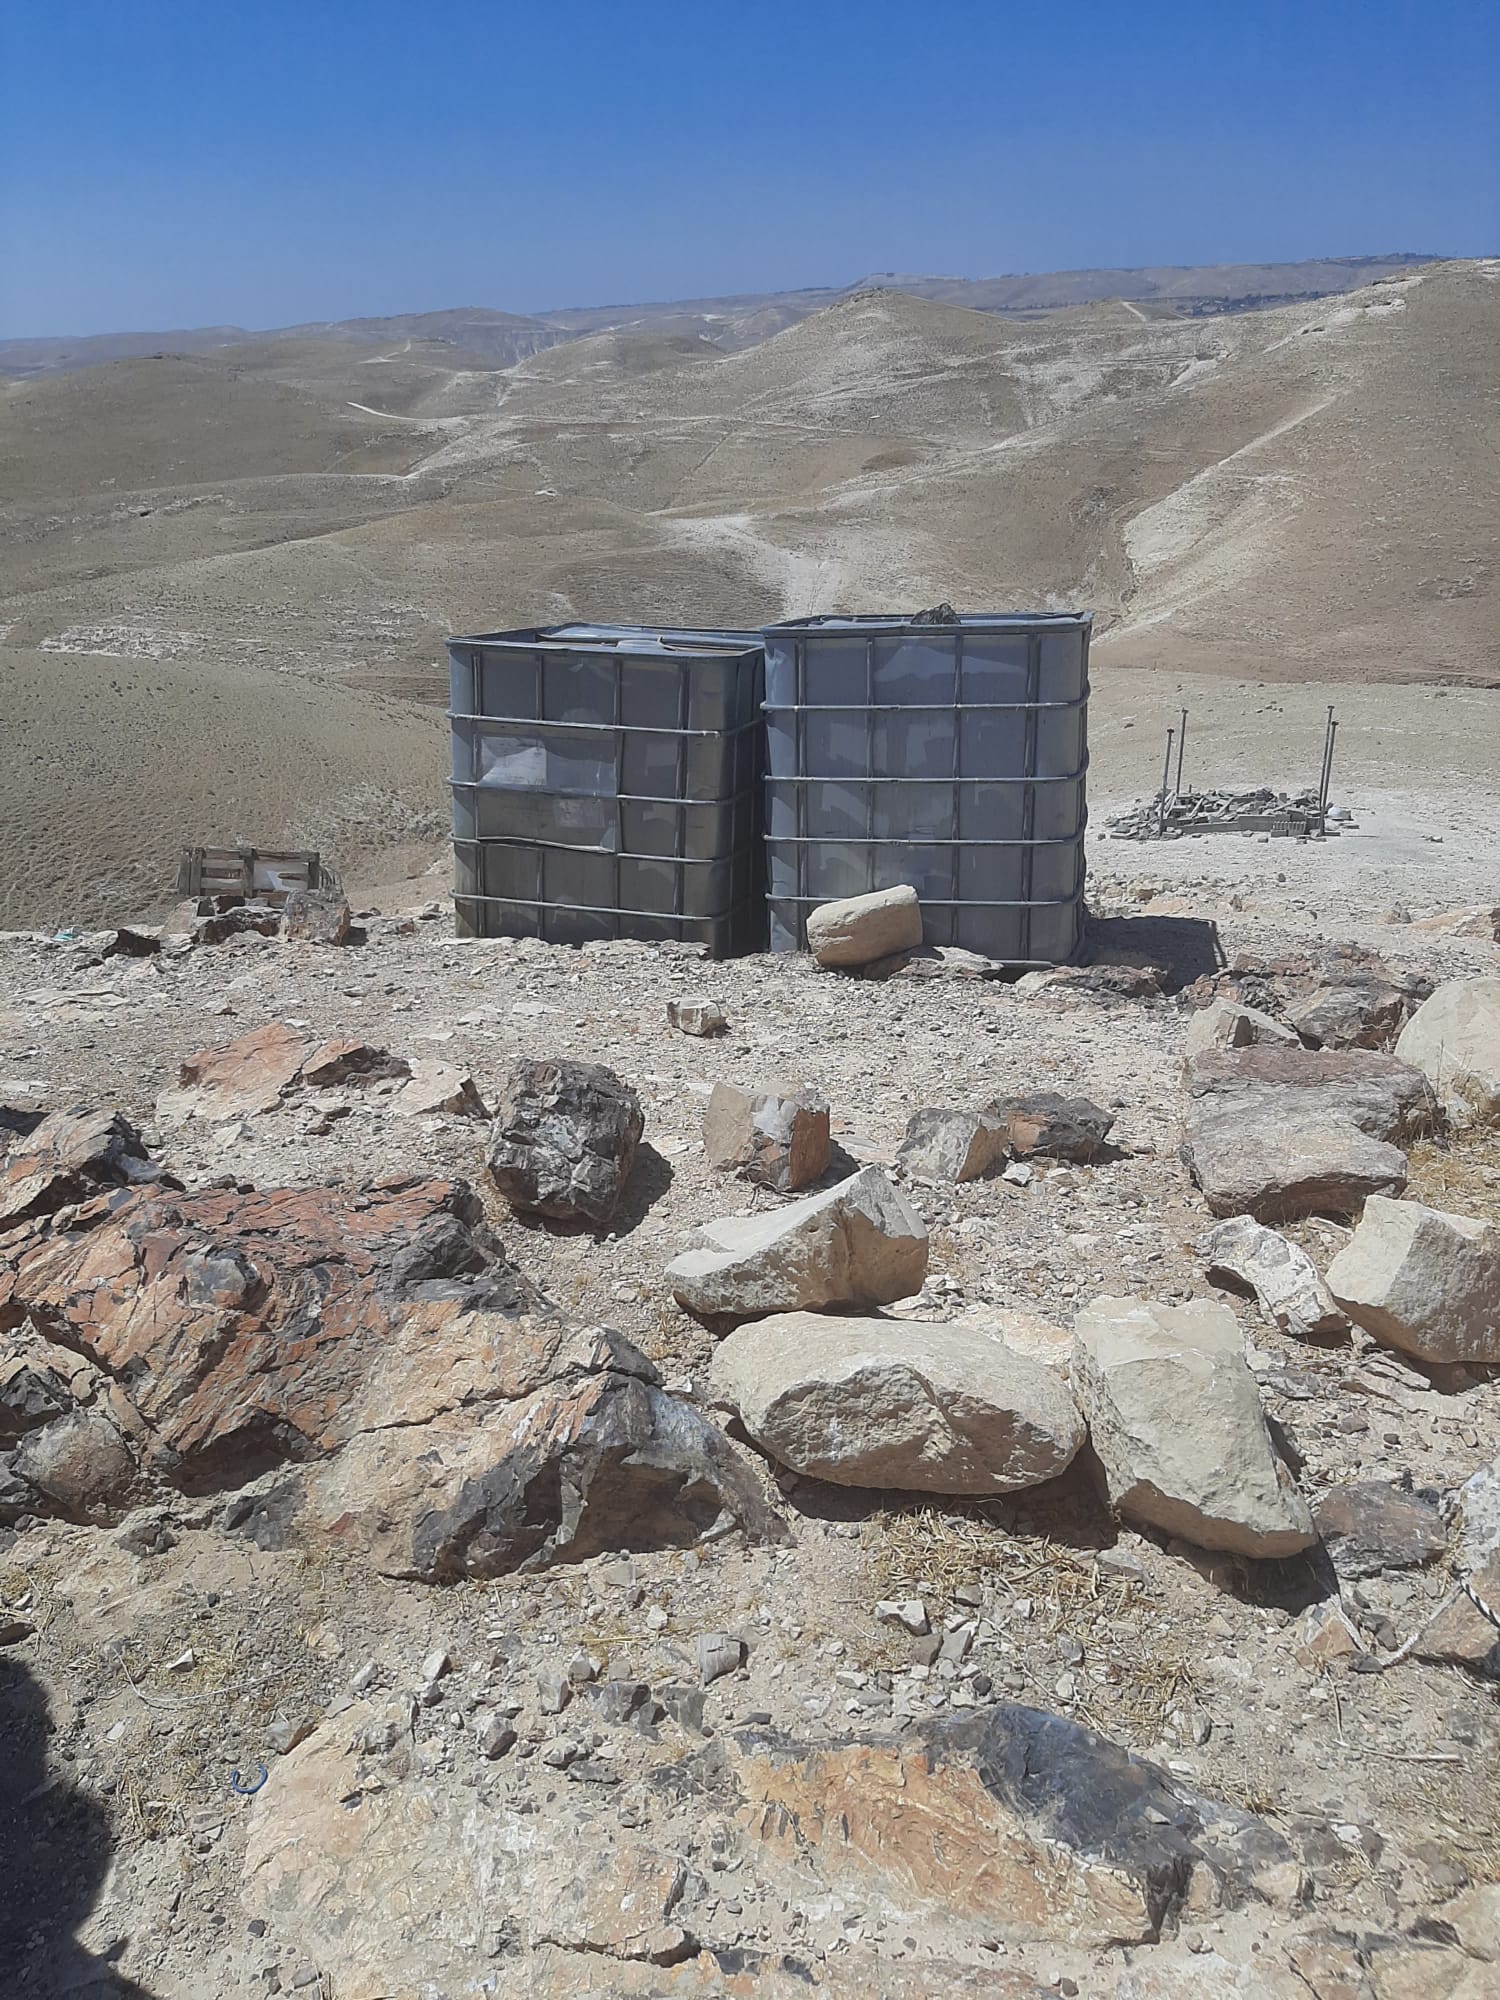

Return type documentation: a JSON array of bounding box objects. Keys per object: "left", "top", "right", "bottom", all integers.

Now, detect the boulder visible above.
[
  {"left": 1198, "top": 1216, "right": 1349, "bottom": 1339},
  {"left": 0, "top": 1105, "right": 169, "bottom": 1225},
  {"left": 487, "top": 1058, "right": 644, "bottom": 1226},
  {"left": 1284, "top": 980, "right": 1410, "bottom": 1052},
  {"left": 11, "top": 1410, "right": 137, "bottom": 1522},
  {"left": 897, "top": 1107, "right": 1007, "bottom": 1183},
  {"left": 708, "top": 1311, "right": 1083, "bottom": 1493},
  {"left": 666, "top": 1166, "right": 928, "bottom": 1322},
  {"left": 703, "top": 1080, "right": 830, "bottom": 1193},
  {"left": 1184, "top": 1046, "right": 1438, "bottom": 1140},
  {"left": 1071, "top": 1296, "right": 1316, "bottom": 1557},
  {"left": 0, "top": 1173, "right": 778, "bottom": 1571},
  {"left": 279, "top": 889, "right": 353, "bottom": 945},
  {"left": 1395, "top": 977, "right": 1500, "bottom": 1123},
  {"left": 1325, "top": 1194, "right": 1500, "bottom": 1363},
  {"left": 1184, "top": 999, "right": 1300, "bottom": 1059},
  {"left": 806, "top": 885, "right": 923, "bottom": 969},
  {"left": 1182, "top": 1091, "right": 1409, "bottom": 1222},
  {"left": 988, "top": 1091, "right": 1116, "bottom": 1162},
  {"left": 1313, "top": 1481, "right": 1448, "bottom": 1580}
]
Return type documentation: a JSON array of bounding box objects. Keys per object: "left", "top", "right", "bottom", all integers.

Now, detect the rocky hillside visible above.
[{"left": 1, "top": 865, "right": 1498, "bottom": 1997}]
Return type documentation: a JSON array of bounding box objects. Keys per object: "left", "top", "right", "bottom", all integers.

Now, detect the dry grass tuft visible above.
[
  {"left": 862, "top": 1502, "right": 1206, "bottom": 1744},
  {"left": 1404, "top": 1130, "right": 1500, "bottom": 1227}
]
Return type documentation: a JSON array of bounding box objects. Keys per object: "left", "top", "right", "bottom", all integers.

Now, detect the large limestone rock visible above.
[
  {"left": 806, "top": 885, "right": 923, "bottom": 968},
  {"left": 666, "top": 1166, "right": 928, "bottom": 1321},
  {"left": 1182, "top": 1093, "right": 1408, "bottom": 1222},
  {"left": 1184, "top": 998, "right": 1300, "bottom": 1059},
  {"left": 1071, "top": 1296, "right": 1316, "bottom": 1557},
  {"left": 1181, "top": 1046, "right": 1434, "bottom": 1221},
  {"left": 1395, "top": 976, "right": 1500, "bottom": 1123},
  {"left": 0, "top": 1176, "right": 777, "bottom": 1570},
  {"left": 1325, "top": 1194, "right": 1500, "bottom": 1363},
  {"left": 1184, "top": 1045, "right": 1438, "bottom": 1139},
  {"left": 1198, "top": 1216, "right": 1349, "bottom": 1340},
  {"left": 703, "top": 1080, "right": 830, "bottom": 1192},
  {"left": 487, "top": 1057, "right": 644, "bottom": 1226},
  {"left": 708, "top": 1311, "right": 1083, "bottom": 1493},
  {"left": 897, "top": 1107, "right": 1007, "bottom": 1183}
]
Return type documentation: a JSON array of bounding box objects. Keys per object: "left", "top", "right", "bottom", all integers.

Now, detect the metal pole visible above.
[
  {"left": 1157, "top": 728, "right": 1175, "bottom": 837},
  {"left": 1320, "top": 719, "right": 1339, "bottom": 822},
  {"left": 1317, "top": 705, "right": 1335, "bottom": 815},
  {"left": 1175, "top": 708, "right": 1187, "bottom": 796}
]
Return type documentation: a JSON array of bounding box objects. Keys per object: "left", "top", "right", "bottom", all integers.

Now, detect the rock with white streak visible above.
[
  {"left": 1071, "top": 1296, "right": 1316, "bottom": 1557},
  {"left": 666, "top": 1166, "right": 927, "bottom": 1321},
  {"left": 709, "top": 1311, "right": 1084, "bottom": 1494},
  {"left": 1198, "top": 1216, "right": 1349, "bottom": 1340},
  {"left": 1395, "top": 976, "right": 1500, "bottom": 1123},
  {"left": 806, "top": 885, "right": 923, "bottom": 969},
  {"left": 1325, "top": 1194, "right": 1500, "bottom": 1363}
]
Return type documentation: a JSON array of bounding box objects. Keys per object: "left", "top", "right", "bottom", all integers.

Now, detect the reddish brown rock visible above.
[
  {"left": 0, "top": 1106, "right": 167, "bottom": 1226},
  {"left": 157, "top": 1021, "right": 313, "bottom": 1120},
  {"left": 696, "top": 1705, "right": 1301, "bottom": 1949},
  {"left": 703, "top": 1080, "right": 831, "bottom": 1193},
  {"left": 1, "top": 1174, "right": 776, "bottom": 1569}
]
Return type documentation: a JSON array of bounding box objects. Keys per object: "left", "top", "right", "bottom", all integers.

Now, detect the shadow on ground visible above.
[{"left": 0, "top": 1655, "right": 156, "bottom": 1998}]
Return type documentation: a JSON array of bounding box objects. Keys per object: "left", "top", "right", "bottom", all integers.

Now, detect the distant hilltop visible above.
[{"left": 0, "top": 252, "right": 1455, "bottom": 377}]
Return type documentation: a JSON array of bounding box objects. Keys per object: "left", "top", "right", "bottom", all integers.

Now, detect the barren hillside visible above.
[{"left": 0, "top": 258, "right": 1495, "bottom": 925}]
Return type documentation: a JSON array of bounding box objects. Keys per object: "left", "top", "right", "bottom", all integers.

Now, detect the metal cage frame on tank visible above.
[
  {"left": 448, "top": 623, "right": 766, "bottom": 954},
  {"left": 761, "top": 610, "right": 1091, "bottom": 967}
]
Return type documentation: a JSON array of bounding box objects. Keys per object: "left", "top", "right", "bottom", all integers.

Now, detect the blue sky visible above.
[{"left": 1, "top": 0, "right": 1495, "bottom": 337}]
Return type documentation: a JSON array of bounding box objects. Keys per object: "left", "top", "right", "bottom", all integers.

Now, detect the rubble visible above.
[
  {"left": 702, "top": 1078, "right": 831, "bottom": 1191},
  {"left": 708, "top": 1310, "right": 1084, "bottom": 1493},
  {"left": 1104, "top": 786, "right": 1328, "bottom": 841},
  {"left": 0, "top": 1104, "right": 171, "bottom": 1224},
  {"left": 666, "top": 1166, "right": 928, "bottom": 1320},
  {"left": 1312, "top": 1481, "right": 1448, "bottom": 1580},
  {"left": 487, "top": 1057, "right": 645, "bottom": 1225}
]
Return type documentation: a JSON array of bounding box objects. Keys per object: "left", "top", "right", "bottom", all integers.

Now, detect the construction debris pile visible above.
[{"left": 1103, "top": 787, "right": 1339, "bottom": 842}]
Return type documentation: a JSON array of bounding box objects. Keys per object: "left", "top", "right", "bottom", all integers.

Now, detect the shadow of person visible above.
[{"left": 0, "top": 1655, "right": 157, "bottom": 1998}]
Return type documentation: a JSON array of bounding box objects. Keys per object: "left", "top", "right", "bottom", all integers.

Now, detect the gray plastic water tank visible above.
[
  {"left": 448, "top": 623, "right": 765, "bottom": 952},
  {"left": 762, "top": 612, "right": 1089, "bottom": 964}
]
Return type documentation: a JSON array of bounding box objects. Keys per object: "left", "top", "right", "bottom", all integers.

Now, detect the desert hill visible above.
[{"left": 0, "top": 257, "right": 1495, "bottom": 926}]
